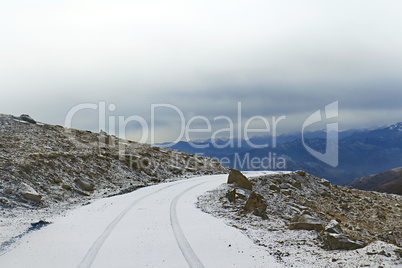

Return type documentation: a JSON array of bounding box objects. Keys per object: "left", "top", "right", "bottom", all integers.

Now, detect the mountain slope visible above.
[
  {"left": 0, "top": 113, "right": 228, "bottom": 248},
  {"left": 347, "top": 167, "right": 402, "bottom": 195},
  {"left": 0, "top": 113, "right": 227, "bottom": 210}
]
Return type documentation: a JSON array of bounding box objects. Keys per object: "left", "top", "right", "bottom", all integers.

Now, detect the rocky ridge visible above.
[{"left": 197, "top": 171, "right": 402, "bottom": 267}]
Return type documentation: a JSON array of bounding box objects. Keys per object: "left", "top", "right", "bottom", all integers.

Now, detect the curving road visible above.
[{"left": 0, "top": 174, "right": 280, "bottom": 268}]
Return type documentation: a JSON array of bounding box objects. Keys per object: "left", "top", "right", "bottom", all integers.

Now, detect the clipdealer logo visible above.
[
  {"left": 63, "top": 101, "right": 339, "bottom": 169},
  {"left": 302, "top": 101, "right": 339, "bottom": 167}
]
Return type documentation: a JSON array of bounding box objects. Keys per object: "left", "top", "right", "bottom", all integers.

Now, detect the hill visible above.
[
  {"left": 347, "top": 167, "right": 402, "bottom": 195},
  {"left": 0, "top": 113, "right": 227, "bottom": 247}
]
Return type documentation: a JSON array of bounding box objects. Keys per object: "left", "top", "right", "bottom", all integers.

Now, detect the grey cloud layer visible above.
[{"left": 1, "top": 1, "right": 401, "bottom": 141}]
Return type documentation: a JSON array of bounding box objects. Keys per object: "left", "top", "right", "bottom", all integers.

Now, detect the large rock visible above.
[
  {"left": 74, "top": 178, "right": 95, "bottom": 191},
  {"left": 21, "top": 183, "right": 42, "bottom": 202},
  {"left": 245, "top": 192, "right": 268, "bottom": 219},
  {"left": 325, "top": 219, "right": 343, "bottom": 234},
  {"left": 289, "top": 213, "right": 323, "bottom": 232},
  {"left": 323, "top": 232, "right": 366, "bottom": 250},
  {"left": 227, "top": 169, "right": 252, "bottom": 190},
  {"left": 18, "top": 114, "right": 36, "bottom": 124}
]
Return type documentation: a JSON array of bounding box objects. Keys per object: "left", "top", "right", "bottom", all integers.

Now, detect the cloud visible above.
[{"left": 1, "top": 0, "right": 402, "bottom": 142}]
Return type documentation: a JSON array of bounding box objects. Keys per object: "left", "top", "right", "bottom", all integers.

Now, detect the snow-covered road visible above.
[{"left": 0, "top": 174, "right": 280, "bottom": 268}]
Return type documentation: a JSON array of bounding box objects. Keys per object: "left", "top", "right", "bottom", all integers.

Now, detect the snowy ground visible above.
[
  {"left": 2, "top": 172, "right": 401, "bottom": 268},
  {"left": 0, "top": 173, "right": 280, "bottom": 268}
]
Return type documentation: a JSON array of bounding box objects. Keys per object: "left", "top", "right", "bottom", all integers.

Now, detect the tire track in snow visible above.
[
  {"left": 78, "top": 182, "right": 177, "bottom": 268},
  {"left": 170, "top": 182, "right": 206, "bottom": 268}
]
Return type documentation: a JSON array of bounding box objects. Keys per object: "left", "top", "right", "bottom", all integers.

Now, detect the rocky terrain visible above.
[
  {"left": 0, "top": 113, "right": 227, "bottom": 252},
  {"left": 348, "top": 167, "right": 402, "bottom": 195},
  {"left": 197, "top": 170, "right": 402, "bottom": 267}
]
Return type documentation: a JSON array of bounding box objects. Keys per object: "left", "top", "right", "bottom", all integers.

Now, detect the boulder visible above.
[
  {"left": 295, "top": 170, "right": 306, "bottom": 176},
  {"left": 22, "top": 192, "right": 42, "bottom": 202},
  {"left": 289, "top": 213, "right": 323, "bottom": 232},
  {"left": 323, "top": 232, "right": 366, "bottom": 250},
  {"left": 325, "top": 219, "right": 343, "bottom": 234},
  {"left": 19, "top": 114, "right": 36, "bottom": 124},
  {"left": 254, "top": 207, "right": 269, "bottom": 220},
  {"left": 269, "top": 184, "right": 280, "bottom": 192},
  {"left": 227, "top": 169, "right": 252, "bottom": 190},
  {"left": 226, "top": 189, "right": 237, "bottom": 203},
  {"left": 21, "top": 183, "right": 42, "bottom": 202},
  {"left": 245, "top": 192, "right": 267, "bottom": 219},
  {"left": 74, "top": 178, "right": 95, "bottom": 191}
]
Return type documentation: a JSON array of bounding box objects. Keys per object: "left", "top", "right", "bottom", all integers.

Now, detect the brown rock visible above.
[
  {"left": 227, "top": 169, "right": 252, "bottom": 190},
  {"left": 22, "top": 192, "right": 42, "bottom": 202},
  {"left": 62, "top": 184, "right": 72, "bottom": 190},
  {"left": 245, "top": 192, "right": 267, "bottom": 217},
  {"left": 226, "top": 189, "right": 236, "bottom": 203},
  {"left": 269, "top": 184, "right": 280, "bottom": 192},
  {"left": 290, "top": 180, "right": 302, "bottom": 190},
  {"left": 289, "top": 213, "right": 323, "bottom": 232}
]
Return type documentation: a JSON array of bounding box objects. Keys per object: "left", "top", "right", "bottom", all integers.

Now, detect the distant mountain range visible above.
[
  {"left": 158, "top": 123, "right": 402, "bottom": 185},
  {"left": 158, "top": 129, "right": 368, "bottom": 156}
]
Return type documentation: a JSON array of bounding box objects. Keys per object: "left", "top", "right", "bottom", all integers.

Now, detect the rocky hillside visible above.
[
  {"left": 0, "top": 113, "right": 227, "bottom": 209},
  {"left": 197, "top": 170, "right": 402, "bottom": 267},
  {"left": 347, "top": 167, "right": 402, "bottom": 195}
]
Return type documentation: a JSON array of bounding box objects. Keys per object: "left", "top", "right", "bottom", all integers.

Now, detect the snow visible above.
[{"left": 0, "top": 173, "right": 280, "bottom": 268}]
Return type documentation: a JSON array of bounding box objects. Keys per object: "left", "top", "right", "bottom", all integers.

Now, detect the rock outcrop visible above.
[{"left": 227, "top": 169, "right": 252, "bottom": 190}]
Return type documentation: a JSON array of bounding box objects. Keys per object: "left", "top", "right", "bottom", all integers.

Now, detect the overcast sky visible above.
[{"left": 1, "top": 0, "right": 402, "bottom": 142}]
